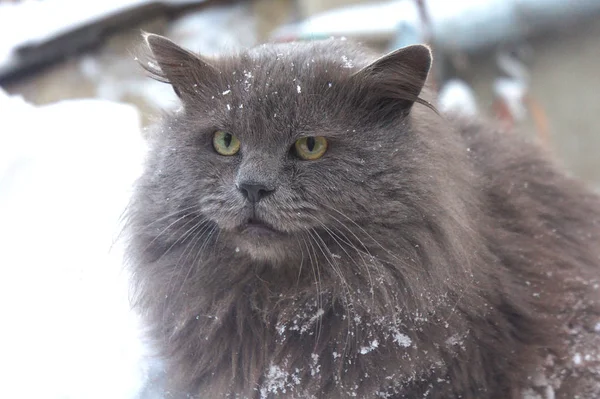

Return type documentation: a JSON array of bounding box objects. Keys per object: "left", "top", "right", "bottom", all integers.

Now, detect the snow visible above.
[
  {"left": 309, "top": 308, "right": 325, "bottom": 324},
  {"left": 243, "top": 70, "right": 253, "bottom": 92},
  {"left": 391, "top": 331, "right": 412, "bottom": 348},
  {"left": 310, "top": 353, "right": 321, "bottom": 376},
  {"left": 341, "top": 55, "right": 354, "bottom": 68},
  {"left": 276, "top": 322, "right": 286, "bottom": 335},
  {"left": 259, "top": 364, "right": 302, "bottom": 399},
  {"left": 0, "top": 89, "right": 149, "bottom": 399},
  {"left": 359, "top": 339, "right": 379, "bottom": 355},
  {"left": 260, "top": 364, "right": 289, "bottom": 398}
]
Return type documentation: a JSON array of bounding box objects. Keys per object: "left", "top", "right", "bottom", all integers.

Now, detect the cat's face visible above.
[{"left": 138, "top": 36, "right": 432, "bottom": 263}]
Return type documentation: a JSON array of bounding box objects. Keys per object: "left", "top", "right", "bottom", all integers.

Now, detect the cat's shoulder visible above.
[{"left": 447, "top": 114, "right": 552, "bottom": 173}]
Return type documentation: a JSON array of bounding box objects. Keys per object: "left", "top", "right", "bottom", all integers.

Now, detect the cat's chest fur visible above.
[{"left": 163, "top": 276, "right": 474, "bottom": 398}]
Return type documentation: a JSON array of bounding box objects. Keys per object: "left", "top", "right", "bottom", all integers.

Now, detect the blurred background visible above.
[{"left": 1, "top": 0, "right": 600, "bottom": 186}]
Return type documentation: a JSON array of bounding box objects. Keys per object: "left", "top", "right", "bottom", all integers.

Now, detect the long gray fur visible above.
[{"left": 125, "top": 35, "right": 600, "bottom": 398}]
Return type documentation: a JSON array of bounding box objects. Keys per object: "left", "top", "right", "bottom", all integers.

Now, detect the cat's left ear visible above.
[
  {"left": 352, "top": 44, "right": 433, "bottom": 114},
  {"left": 139, "top": 32, "right": 219, "bottom": 100}
]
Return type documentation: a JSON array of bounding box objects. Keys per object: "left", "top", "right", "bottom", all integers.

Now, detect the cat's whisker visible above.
[
  {"left": 314, "top": 210, "right": 381, "bottom": 303},
  {"left": 324, "top": 204, "right": 404, "bottom": 263},
  {"left": 308, "top": 218, "right": 378, "bottom": 320},
  {"left": 140, "top": 211, "right": 199, "bottom": 253},
  {"left": 178, "top": 224, "right": 218, "bottom": 297},
  {"left": 162, "top": 215, "right": 208, "bottom": 252},
  {"left": 305, "top": 229, "right": 326, "bottom": 345},
  {"left": 160, "top": 220, "right": 210, "bottom": 328},
  {"left": 293, "top": 235, "right": 305, "bottom": 287},
  {"left": 320, "top": 209, "right": 372, "bottom": 255},
  {"left": 300, "top": 230, "right": 323, "bottom": 347},
  {"left": 135, "top": 204, "right": 203, "bottom": 231},
  {"left": 327, "top": 215, "right": 418, "bottom": 312},
  {"left": 336, "top": 224, "right": 392, "bottom": 305},
  {"left": 319, "top": 212, "right": 411, "bottom": 314},
  {"left": 156, "top": 216, "right": 210, "bottom": 324},
  {"left": 307, "top": 227, "right": 350, "bottom": 292},
  {"left": 209, "top": 223, "right": 223, "bottom": 257},
  {"left": 170, "top": 224, "right": 219, "bottom": 320},
  {"left": 306, "top": 224, "right": 357, "bottom": 356},
  {"left": 324, "top": 223, "right": 377, "bottom": 304},
  {"left": 304, "top": 214, "right": 369, "bottom": 302},
  {"left": 324, "top": 206, "right": 421, "bottom": 277},
  {"left": 213, "top": 229, "right": 222, "bottom": 253},
  {"left": 309, "top": 234, "right": 328, "bottom": 348},
  {"left": 307, "top": 227, "right": 355, "bottom": 350},
  {"left": 166, "top": 222, "right": 215, "bottom": 313}
]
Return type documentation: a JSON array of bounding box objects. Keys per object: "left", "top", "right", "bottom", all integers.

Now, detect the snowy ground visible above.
[{"left": 0, "top": 89, "right": 151, "bottom": 399}]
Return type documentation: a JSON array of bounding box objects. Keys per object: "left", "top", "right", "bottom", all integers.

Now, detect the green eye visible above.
[
  {"left": 294, "top": 136, "right": 328, "bottom": 160},
  {"left": 213, "top": 130, "right": 240, "bottom": 156}
]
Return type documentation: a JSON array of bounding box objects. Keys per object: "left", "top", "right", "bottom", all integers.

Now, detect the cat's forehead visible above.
[
  {"left": 246, "top": 40, "right": 372, "bottom": 70},
  {"left": 216, "top": 41, "right": 372, "bottom": 92},
  {"left": 201, "top": 41, "right": 374, "bottom": 139}
]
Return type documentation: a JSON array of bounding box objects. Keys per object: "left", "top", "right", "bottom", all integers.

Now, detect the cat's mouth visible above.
[
  {"left": 233, "top": 216, "right": 294, "bottom": 261},
  {"left": 239, "top": 217, "right": 280, "bottom": 236}
]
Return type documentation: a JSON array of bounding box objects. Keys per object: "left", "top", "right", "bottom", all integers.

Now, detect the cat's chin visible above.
[
  {"left": 237, "top": 242, "right": 292, "bottom": 263},
  {"left": 231, "top": 228, "right": 299, "bottom": 264}
]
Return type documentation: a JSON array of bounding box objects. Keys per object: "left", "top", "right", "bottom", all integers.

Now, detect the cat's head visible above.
[{"left": 132, "top": 34, "right": 442, "bottom": 266}]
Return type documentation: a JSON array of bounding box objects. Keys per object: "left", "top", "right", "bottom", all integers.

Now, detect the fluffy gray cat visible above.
[{"left": 125, "top": 34, "right": 600, "bottom": 398}]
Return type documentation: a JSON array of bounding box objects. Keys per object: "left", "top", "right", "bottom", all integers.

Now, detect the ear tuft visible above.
[{"left": 137, "top": 32, "right": 169, "bottom": 83}]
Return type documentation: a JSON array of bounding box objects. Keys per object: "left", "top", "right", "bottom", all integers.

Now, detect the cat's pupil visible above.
[
  {"left": 224, "top": 133, "right": 232, "bottom": 147},
  {"left": 306, "top": 137, "right": 316, "bottom": 152}
]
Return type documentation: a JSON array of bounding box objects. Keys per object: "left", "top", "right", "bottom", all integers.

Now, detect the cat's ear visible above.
[
  {"left": 352, "top": 44, "right": 434, "bottom": 114},
  {"left": 140, "top": 32, "right": 218, "bottom": 100}
]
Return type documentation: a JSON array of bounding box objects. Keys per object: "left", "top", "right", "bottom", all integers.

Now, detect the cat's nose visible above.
[{"left": 238, "top": 182, "right": 275, "bottom": 204}]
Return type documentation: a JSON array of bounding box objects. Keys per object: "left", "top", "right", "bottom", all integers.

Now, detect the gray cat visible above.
[{"left": 125, "top": 34, "right": 600, "bottom": 398}]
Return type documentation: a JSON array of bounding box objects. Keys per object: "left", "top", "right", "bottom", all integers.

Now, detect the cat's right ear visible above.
[
  {"left": 139, "top": 32, "right": 218, "bottom": 100},
  {"left": 351, "top": 44, "right": 435, "bottom": 116}
]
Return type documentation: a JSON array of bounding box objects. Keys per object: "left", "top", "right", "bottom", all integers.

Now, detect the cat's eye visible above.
[
  {"left": 213, "top": 130, "right": 241, "bottom": 156},
  {"left": 294, "top": 136, "right": 328, "bottom": 160}
]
